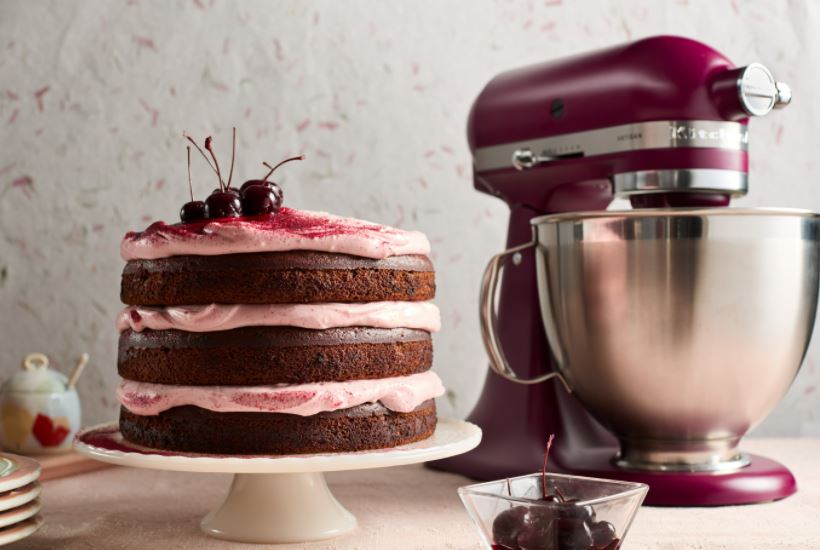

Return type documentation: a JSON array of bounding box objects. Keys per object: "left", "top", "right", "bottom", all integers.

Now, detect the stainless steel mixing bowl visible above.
[{"left": 480, "top": 208, "right": 820, "bottom": 471}]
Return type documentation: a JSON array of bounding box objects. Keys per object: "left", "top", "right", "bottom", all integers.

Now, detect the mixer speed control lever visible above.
[{"left": 511, "top": 148, "right": 554, "bottom": 170}]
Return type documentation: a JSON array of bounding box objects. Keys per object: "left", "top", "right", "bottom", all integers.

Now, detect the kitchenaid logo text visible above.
[{"left": 669, "top": 125, "right": 748, "bottom": 145}]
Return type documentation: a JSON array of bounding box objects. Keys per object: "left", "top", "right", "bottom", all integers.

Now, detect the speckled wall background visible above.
[{"left": 1, "top": 0, "right": 818, "bottom": 436}]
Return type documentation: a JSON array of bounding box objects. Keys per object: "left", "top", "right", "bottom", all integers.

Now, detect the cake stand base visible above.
[
  {"left": 74, "top": 418, "right": 481, "bottom": 544},
  {"left": 202, "top": 472, "right": 356, "bottom": 543}
]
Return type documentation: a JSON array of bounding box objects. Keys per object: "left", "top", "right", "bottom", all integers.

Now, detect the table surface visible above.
[{"left": 18, "top": 438, "right": 820, "bottom": 549}]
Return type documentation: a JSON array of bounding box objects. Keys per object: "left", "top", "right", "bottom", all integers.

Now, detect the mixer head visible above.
[{"left": 468, "top": 36, "right": 791, "bottom": 211}]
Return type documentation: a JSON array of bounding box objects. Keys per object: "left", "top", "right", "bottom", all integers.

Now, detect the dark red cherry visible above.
[
  {"left": 516, "top": 519, "right": 556, "bottom": 550},
  {"left": 242, "top": 180, "right": 283, "bottom": 208},
  {"left": 560, "top": 499, "right": 596, "bottom": 523},
  {"left": 590, "top": 520, "right": 617, "bottom": 547},
  {"left": 214, "top": 187, "right": 241, "bottom": 197},
  {"left": 597, "top": 539, "right": 620, "bottom": 550},
  {"left": 492, "top": 506, "right": 528, "bottom": 549},
  {"left": 528, "top": 505, "right": 557, "bottom": 528},
  {"left": 205, "top": 191, "right": 242, "bottom": 219},
  {"left": 240, "top": 179, "right": 264, "bottom": 193},
  {"left": 180, "top": 200, "right": 207, "bottom": 223},
  {"left": 241, "top": 185, "right": 281, "bottom": 216},
  {"left": 555, "top": 517, "right": 593, "bottom": 550},
  {"left": 240, "top": 180, "right": 284, "bottom": 205},
  {"left": 241, "top": 178, "right": 283, "bottom": 193},
  {"left": 268, "top": 182, "right": 283, "bottom": 205}
]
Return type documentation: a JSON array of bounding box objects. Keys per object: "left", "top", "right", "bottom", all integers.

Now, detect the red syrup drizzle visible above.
[
  {"left": 542, "top": 433, "right": 556, "bottom": 500},
  {"left": 78, "top": 426, "right": 259, "bottom": 458},
  {"left": 77, "top": 425, "right": 367, "bottom": 460},
  {"left": 79, "top": 425, "right": 181, "bottom": 457},
  {"left": 125, "top": 207, "right": 405, "bottom": 244}
]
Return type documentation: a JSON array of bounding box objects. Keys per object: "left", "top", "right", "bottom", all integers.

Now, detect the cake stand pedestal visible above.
[{"left": 74, "top": 418, "right": 481, "bottom": 544}]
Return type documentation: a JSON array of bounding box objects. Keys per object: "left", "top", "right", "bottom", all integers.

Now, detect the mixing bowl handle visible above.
[{"left": 479, "top": 240, "right": 572, "bottom": 391}]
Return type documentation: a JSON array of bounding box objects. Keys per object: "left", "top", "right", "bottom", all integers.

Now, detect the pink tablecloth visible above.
[{"left": 18, "top": 438, "right": 820, "bottom": 549}]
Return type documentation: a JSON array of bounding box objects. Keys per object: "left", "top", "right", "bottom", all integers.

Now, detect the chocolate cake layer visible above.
[
  {"left": 118, "top": 327, "right": 433, "bottom": 385},
  {"left": 121, "top": 251, "right": 435, "bottom": 306},
  {"left": 119, "top": 400, "right": 437, "bottom": 454}
]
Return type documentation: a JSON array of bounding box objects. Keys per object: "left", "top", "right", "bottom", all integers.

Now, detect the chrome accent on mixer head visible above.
[
  {"left": 612, "top": 169, "right": 748, "bottom": 197},
  {"left": 474, "top": 120, "right": 748, "bottom": 173},
  {"left": 736, "top": 63, "right": 791, "bottom": 116},
  {"left": 511, "top": 149, "right": 554, "bottom": 171},
  {"left": 775, "top": 81, "right": 792, "bottom": 108},
  {"left": 530, "top": 205, "right": 820, "bottom": 224}
]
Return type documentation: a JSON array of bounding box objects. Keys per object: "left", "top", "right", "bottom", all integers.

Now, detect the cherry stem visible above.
[
  {"left": 184, "top": 134, "right": 218, "bottom": 176},
  {"left": 542, "top": 433, "right": 555, "bottom": 501},
  {"left": 204, "top": 136, "right": 224, "bottom": 191},
  {"left": 227, "top": 127, "right": 236, "bottom": 189},
  {"left": 186, "top": 146, "right": 194, "bottom": 202},
  {"left": 261, "top": 155, "right": 305, "bottom": 182},
  {"left": 506, "top": 478, "right": 512, "bottom": 496}
]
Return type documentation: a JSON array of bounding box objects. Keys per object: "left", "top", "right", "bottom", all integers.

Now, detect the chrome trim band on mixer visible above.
[
  {"left": 615, "top": 450, "right": 752, "bottom": 473},
  {"left": 613, "top": 169, "right": 748, "bottom": 197},
  {"left": 473, "top": 120, "right": 749, "bottom": 172}
]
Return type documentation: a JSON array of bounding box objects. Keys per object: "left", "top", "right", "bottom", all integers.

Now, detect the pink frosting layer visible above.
[
  {"left": 117, "top": 301, "right": 441, "bottom": 333},
  {"left": 118, "top": 371, "right": 445, "bottom": 416},
  {"left": 121, "top": 207, "right": 431, "bottom": 261}
]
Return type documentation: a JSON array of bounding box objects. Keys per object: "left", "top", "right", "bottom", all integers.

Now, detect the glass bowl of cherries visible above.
[{"left": 458, "top": 437, "right": 648, "bottom": 550}]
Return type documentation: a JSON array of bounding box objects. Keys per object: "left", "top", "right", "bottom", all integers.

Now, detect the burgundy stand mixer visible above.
[{"left": 431, "top": 36, "right": 820, "bottom": 505}]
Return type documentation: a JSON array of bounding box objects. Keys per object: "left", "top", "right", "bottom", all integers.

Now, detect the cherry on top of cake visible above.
[
  {"left": 180, "top": 129, "right": 298, "bottom": 223},
  {"left": 121, "top": 130, "right": 431, "bottom": 261}
]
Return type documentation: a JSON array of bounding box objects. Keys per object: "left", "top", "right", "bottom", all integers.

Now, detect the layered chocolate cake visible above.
[{"left": 115, "top": 143, "right": 444, "bottom": 455}]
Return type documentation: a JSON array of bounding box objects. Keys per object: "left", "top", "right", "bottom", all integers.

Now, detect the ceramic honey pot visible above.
[{"left": 0, "top": 353, "right": 87, "bottom": 455}]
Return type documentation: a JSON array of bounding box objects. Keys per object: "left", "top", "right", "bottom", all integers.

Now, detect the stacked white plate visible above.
[{"left": 0, "top": 454, "right": 42, "bottom": 546}]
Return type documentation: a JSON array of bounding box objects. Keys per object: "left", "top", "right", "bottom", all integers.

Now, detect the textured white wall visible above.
[{"left": 1, "top": 0, "right": 818, "bottom": 436}]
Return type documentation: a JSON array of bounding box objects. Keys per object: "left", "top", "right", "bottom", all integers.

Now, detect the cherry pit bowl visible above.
[{"left": 458, "top": 473, "right": 648, "bottom": 550}]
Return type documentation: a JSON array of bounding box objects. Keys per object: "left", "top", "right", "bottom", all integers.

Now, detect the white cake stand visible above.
[{"left": 74, "top": 418, "right": 480, "bottom": 544}]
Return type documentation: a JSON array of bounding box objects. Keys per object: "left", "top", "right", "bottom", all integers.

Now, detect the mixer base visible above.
[
  {"left": 429, "top": 427, "right": 796, "bottom": 506},
  {"left": 562, "top": 448, "right": 797, "bottom": 506}
]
